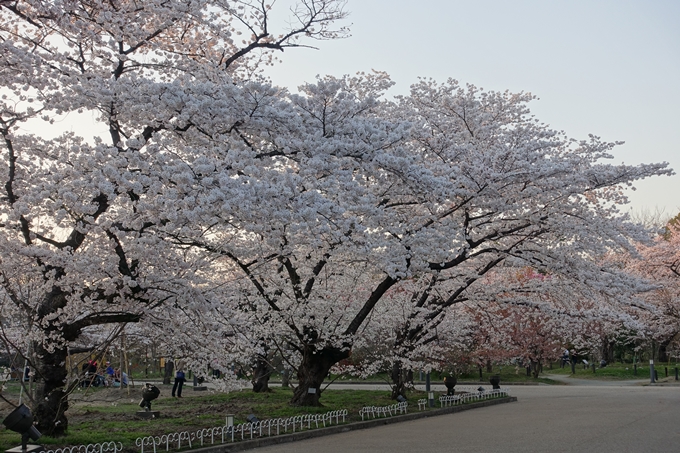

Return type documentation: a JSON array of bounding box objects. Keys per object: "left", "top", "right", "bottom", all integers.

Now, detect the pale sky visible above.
[{"left": 264, "top": 0, "right": 680, "bottom": 219}]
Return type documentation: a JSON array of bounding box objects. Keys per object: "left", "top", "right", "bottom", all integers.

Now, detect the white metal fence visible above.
[
  {"left": 44, "top": 442, "right": 124, "bottom": 453},
  {"left": 358, "top": 401, "right": 408, "bottom": 420},
  {"left": 438, "top": 389, "right": 509, "bottom": 408},
  {"left": 134, "top": 409, "right": 348, "bottom": 453}
]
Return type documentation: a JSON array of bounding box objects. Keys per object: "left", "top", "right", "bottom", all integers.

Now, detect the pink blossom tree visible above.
[
  {"left": 171, "top": 76, "right": 671, "bottom": 405},
  {"left": 333, "top": 80, "right": 673, "bottom": 397},
  {"left": 622, "top": 214, "right": 680, "bottom": 360},
  {"left": 0, "top": 0, "right": 348, "bottom": 434}
]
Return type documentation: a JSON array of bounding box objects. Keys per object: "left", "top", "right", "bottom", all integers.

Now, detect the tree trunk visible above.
[
  {"left": 600, "top": 336, "right": 615, "bottom": 363},
  {"left": 33, "top": 342, "right": 69, "bottom": 437},
  {"left": 658, "top": 340, "right": 671, "bottom": 363},
  {"left": 33, "top": 289, "right": 72, "bottom": 437},
  {"left": 486, "top": 359, "right": 492, "bottom": 373},
  {"left": 390, "top": 361, "right": 413, "bottom": 399},
  {"left": 163, "top": 360, "right": 174, "bottom": 385},
  {"left": 251, "top": 355, "right": 273, "bottom": 393},
  {"left": 291, "top": 346, "right": 349, "bottom": 406}
]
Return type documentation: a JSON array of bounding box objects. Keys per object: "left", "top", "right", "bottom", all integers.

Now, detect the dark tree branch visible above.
[
  {"left": 66, "top": 312, "right": 142, "bottom": 341},
  {"left": 104, "top": 229, "right": 143, "bottom": 294},
  {"left": 344, "top": 275, "right": 397, "bottom": 336}
]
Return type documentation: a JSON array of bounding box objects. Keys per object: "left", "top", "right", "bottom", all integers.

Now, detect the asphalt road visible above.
[{"left": 251, "top": 384, "right": 680, "bottom": 453}]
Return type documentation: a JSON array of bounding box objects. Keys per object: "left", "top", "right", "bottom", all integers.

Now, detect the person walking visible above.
[{"left": 172, "top": 368, "right": 186, "bottom": 398}]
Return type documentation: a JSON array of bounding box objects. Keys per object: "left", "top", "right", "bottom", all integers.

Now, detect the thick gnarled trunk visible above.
[
  {"left": 33, "top": 342, "right": 69, "bottom": 437},
  {"left": 33, "top": 289, "right": 71, "bottom": 437},
  {"left": 657, "top": 339, "right": 671, "bottom": 363},
  {"left": 390, "top": 361, "right": 413, "bottom": 400},
  {"left": 291, "top": 346, "right": 349, "bottom": 406},
  {"left": 600, "top": 336, "right": 616, "bottom": 364},
  {"left": 251, "top": 355, "right": 273, "bottom": 393}
]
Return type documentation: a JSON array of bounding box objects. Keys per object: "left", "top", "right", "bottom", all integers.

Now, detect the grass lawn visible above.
[
  {"left": 454, "top": 368, "right": 556, "bottom": 385},
  {"left": 545, "top": 360, "right": 680, "bottom": 380},
  {"left": 0, "top": 382, "right": 425, "bottom": 452}
]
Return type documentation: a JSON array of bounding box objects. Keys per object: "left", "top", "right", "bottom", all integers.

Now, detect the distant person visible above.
[
  {"left": 105, "top": 361, "right": 115, "bottom": 377},
  {"left": 81, "top": 359, "right": 98, "bottom": 387},
  {"left": 113, "top": 368, "right": 129, "bottom": 387},
  {"left": 172, "top": 368, "right": 186, "bottom": 398}
]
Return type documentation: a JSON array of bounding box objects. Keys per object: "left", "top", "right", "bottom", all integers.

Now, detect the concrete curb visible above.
[
  {"left": 267, "top": 380, "right": 547, "bottom": 386},
  {"left": 184, "top": 396, "right": 517, "bottom": 453}
]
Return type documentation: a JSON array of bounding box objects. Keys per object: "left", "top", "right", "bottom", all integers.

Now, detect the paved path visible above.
[
  {"left": 251, "top": 384, "right": 680, "bottom": 453},
  {"left": 543, "top": 373, "right": 651, "bottom": 386}
]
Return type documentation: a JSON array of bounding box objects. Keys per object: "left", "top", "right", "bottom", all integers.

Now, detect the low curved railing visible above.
[
  {"left": 44, "top": 442, "right": 124, "bottom": 453},
  {"left": 358, "top": 401, "right": 408, "bottom": 420},
  {"left": 134, "top": 409, "right": 349, "bottom": 453},
  {"left": 439, "top": 388, "right": 509, "bottom": 407}
]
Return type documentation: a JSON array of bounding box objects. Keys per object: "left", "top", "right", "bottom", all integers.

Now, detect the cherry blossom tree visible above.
[
  {"left": 345, "top": 80, "right": 673, "bottom": 397},
  {"left": 158, "top": 71, "right": 416, "bottom": 405},
  {"left": 620, "top": 214, "right": 680, "bottom": 360},
  {"left": 167, "top": 75, "right": 671, "bottom": 405},
  {"left": 470, "top": 302, "right": 567, "bottom": 378},
  {"left": 0, "top": 0, "right": 348, "bottom": 434}
]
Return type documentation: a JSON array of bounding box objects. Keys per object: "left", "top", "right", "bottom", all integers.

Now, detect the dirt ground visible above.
[{"left": 1, "top": 383, "right": 238, "bottom": 427}]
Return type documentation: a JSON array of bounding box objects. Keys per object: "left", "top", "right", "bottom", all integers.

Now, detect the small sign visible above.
[{"left": 307, "top": 387, "right": 317, "bottom": 394}]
